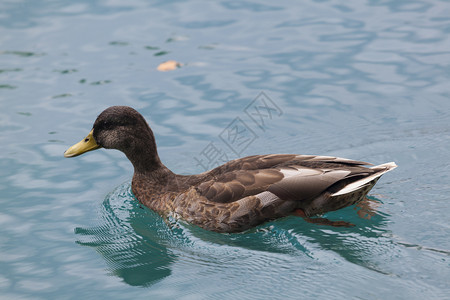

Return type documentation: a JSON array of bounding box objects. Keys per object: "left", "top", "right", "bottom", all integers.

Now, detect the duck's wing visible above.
[
  {"left": 208, "top": 154, "right": 369, "bottom": 175},
  {"left": 196, "top": 154, "right": 378, "bottom": 204}
]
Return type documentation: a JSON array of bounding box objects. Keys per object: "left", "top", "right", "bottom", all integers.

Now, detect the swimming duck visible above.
[{"left": 64, "top": 106, "right": 396, "bottom": 233}]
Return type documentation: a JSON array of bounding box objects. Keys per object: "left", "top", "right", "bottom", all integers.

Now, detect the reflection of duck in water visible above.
[
  {"left": 65, "top": 106, "right": 396, "bottom": 233},
  {"left": 76, "top": 183, "right": 176, "bottom": 287}
]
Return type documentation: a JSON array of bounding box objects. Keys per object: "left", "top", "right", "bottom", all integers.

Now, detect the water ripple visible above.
[{"left": 1, "top": 0, "right": 449, "bottom": 298}]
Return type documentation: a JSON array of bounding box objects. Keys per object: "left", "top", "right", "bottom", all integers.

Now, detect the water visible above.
[{"left": 1, "top": 0, "right": 449, "bottom": 299}]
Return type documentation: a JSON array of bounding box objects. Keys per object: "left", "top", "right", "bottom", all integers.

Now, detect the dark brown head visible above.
[{"left": 64, "top": 106, "right": 162, "bottom": 172}]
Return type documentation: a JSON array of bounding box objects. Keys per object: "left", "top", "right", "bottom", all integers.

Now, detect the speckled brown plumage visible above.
[{"left": 65, "top": 106, "right": 397, "bottom": 233}]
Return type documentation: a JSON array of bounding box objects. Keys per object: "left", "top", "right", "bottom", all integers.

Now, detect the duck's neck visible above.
[
  {"left": 125, "top": 144, "right": 173, "bottom": 178},
  {"left": 124, "top": 131, "right": 175, "bottom": 182},
  {"left": 120, "top": 126, "right": 175, "bottom": 183},
  {"left": 132, "top": 160, "right": 175, "bottom": 184}
]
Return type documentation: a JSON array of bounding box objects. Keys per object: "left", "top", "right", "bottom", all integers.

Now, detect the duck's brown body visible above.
[
  {"left": 65, "top": 106, "right": 396, "bottom": 233},
  {"left": 132, "top": 154, "right": 392, "bottom": 232}
]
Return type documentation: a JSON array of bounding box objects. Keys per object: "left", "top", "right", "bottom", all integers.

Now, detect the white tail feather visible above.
[
  {"left": 331, "top": 162, "right": 397, "bottom": 196},
  {"left": 371, "top": 162, "right": 398, "bottom": 170}
]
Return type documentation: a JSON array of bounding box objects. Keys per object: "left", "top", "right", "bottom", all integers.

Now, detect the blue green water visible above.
[{"left": 1, "top": 0, "right": 449, "bottom": 299}]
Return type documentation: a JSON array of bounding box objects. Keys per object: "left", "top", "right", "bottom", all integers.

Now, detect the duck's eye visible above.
[
  {"left": 95, "top": 121, "right": 109, "bottom": 132},
  {"left": 101, "top": 121, "right": 114, "bottom": 130}
]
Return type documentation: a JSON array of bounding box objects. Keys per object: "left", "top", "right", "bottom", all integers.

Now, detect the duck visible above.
[{"left": 64, "top": 106, "right": 397, "bottom": 233}]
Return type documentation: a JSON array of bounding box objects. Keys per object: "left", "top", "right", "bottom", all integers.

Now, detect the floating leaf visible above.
[
  {"left": 55, "top": 69, "right": 78, "bottom": 74},
  {"left": 154, "top": 51, "right": 170, "bottom": 56},
  {"left": 157, "top": 60, "right": 181, "bottom": 72},
  {"left": 90, "top": 80, "right": 111, "bottom": 85},
  {"left": 0, "top": 84, "right": 16, "bottom": 89},
  {"left": 0, "top": 51, "right": 44, "bottom": 57},
  {"left": 144, "top": 46, "right": 160, "bottom": 50},
  {"left": 0, "top": 68, "right": 22, "bottom": 73},
  {"left": 52, "top": 93, "right": 72, "bottom": 99}
]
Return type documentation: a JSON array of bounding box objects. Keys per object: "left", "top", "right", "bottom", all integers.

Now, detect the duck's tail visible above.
[
  {"left": 371, "top": 161, "right": 398, "bottom": 171},
  {"left": 331, "top": 162, "right": 397, "bottom": 196}
]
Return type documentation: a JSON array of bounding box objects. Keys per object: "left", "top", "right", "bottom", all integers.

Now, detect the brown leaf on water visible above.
[{"left": 157, "top": 60, "right": 181, "bottom": 72}]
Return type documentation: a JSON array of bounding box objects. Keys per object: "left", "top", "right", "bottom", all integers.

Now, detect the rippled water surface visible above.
[{"left": 1, "top": 0, "right": 449, "bottom": 299}]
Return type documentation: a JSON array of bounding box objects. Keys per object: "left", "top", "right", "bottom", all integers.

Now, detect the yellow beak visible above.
[{"left": 64, "top": 129, "right": 101, "bottom": 158}]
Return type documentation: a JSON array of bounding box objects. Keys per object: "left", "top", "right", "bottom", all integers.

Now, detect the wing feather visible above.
[{"left": 195, "top": 154, "right": 378, "bottom": 204}]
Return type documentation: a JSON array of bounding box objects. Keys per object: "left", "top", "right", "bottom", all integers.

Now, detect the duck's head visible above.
[{"left": 64, "top": 106, "right": 161, "bottom": 170}]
